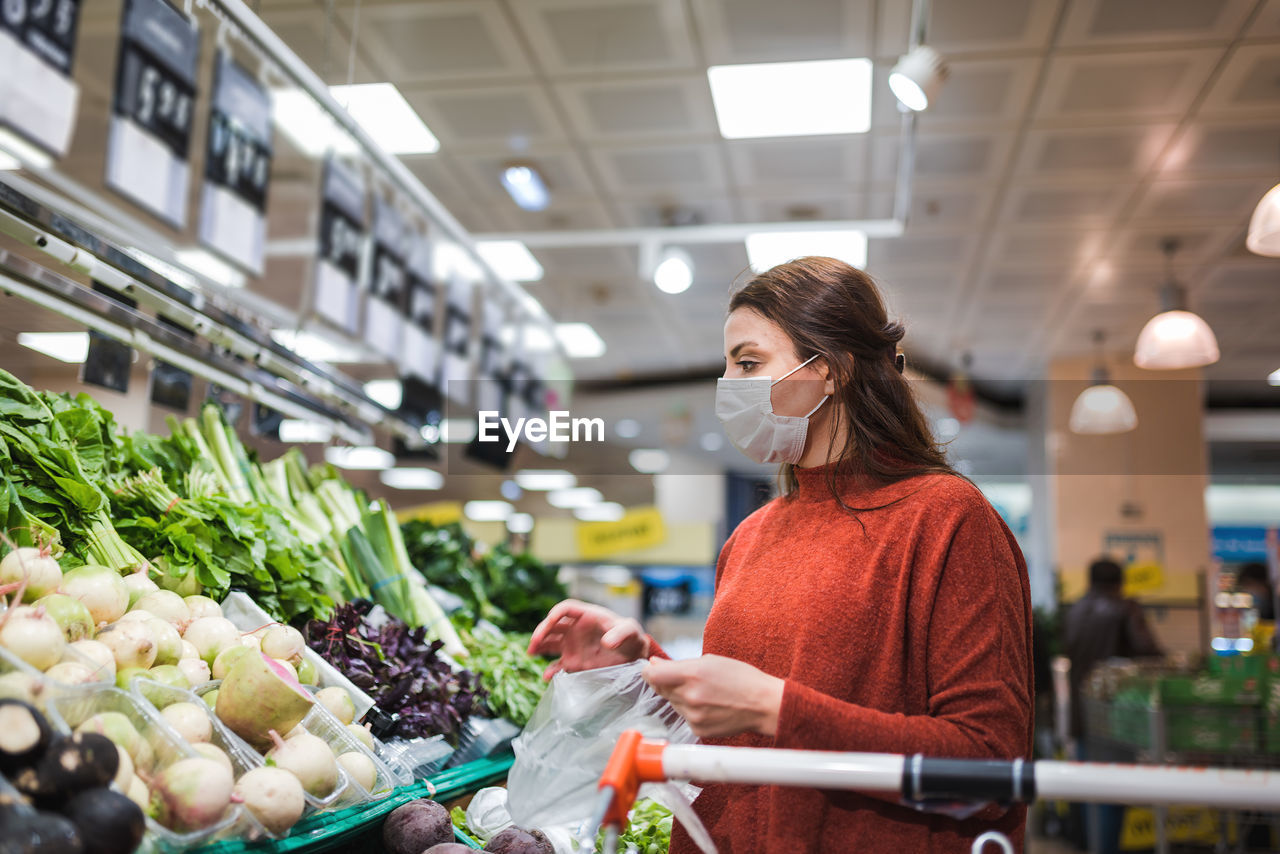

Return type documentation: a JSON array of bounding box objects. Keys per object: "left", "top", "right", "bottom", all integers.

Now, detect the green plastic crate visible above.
[{"left": 193, "top": 753, "right": 514, "bottom": 854}]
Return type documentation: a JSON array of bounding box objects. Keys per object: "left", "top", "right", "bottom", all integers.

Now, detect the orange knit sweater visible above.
[{"left": 667, "top": 466, "right": 1034, "bottom": 854}]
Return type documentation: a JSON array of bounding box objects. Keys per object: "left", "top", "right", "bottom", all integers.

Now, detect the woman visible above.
[{"left": 529, "top": 257, "right": 1033, "bottom": 853}]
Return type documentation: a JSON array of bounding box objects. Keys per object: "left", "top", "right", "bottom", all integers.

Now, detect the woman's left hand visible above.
[{"left": 642, "top": 655, "right": 785, "bottom": 739}]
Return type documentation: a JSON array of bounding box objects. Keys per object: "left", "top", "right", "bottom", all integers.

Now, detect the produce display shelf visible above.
[{"left": 192, "top": 753, "right": 514, "bottom": 854}]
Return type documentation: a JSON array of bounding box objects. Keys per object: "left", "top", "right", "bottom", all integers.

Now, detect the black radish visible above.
[
  {"left": 0, "top": 699, "right": 52, "bottom": 772},
  {"left": 61, "top": 788, "right": 146, "bottom": 854}
]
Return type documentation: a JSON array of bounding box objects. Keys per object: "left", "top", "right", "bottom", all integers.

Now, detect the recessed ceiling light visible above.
[
  {"left": 507, "top": 512, "right": 535, "bottom": 534},
  {"left": 379, "top": 467, "right": 444, "bottom": 490},
  {"left": 329, "top": 83, "right": 439, "bottom": 154},
  {"left": 271, "top": 89, "right": 359, "bottom": 159},
  {"left": 175, "top": 248, "right": 245, "bottom": 289},
  {"left": 555, "top": 323, "right": 606, "bottom": 359},
  {"left": 476, "top": 240, "right": 544, "bottom": 282},
  {"left": 464, "top": 500, "right": 513, "bottom": 522},
  {"left": 699, "top": 432, "right": 724, "bottom": 452},
  {"left": 270, "top": 329, "right": 376, "bottom": 364},
  {"left": 745, "top": 230, "right": 867, "bottom": 273},
  {"left": 707, "top": 58, "right": 872, "bottom": 139},
  {"left": 501, "top": 324, "right": 556, "bottom": 354},
  {"left": 548, "top": 487, "right": 603, "bottom": 509},
  {"left": 363, "top": 379, "right": 403, "bottom": 410},
  {"left": 629, "top": 449, "right": 670, "bottom": 474},
  {"left": 324, "top": 446, "right": 395, "bottom": 470},
  {"left": 501, "top": 480, "right": 523, "bottom": 501},
  {"left": 278, "top": 420, "right": 334, "bottom": 443},
  {"left": 440, "top": 418, "right": 477, "bottom": 444},
  {"left": 17, "top": 332, "right": 90, "bottom": 363},
  {"left": 574, "top": 502, "right": 625, "bottom": 522},
  {"left": 501, "top": 164, "right": 551, "bottom": 211},
  {"left": 515, "top": 469, "right": 577, "bottom": 491}
]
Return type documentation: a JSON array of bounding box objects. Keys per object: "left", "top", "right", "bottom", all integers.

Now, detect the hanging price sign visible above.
[
  {"left": 313, "top": 155, "right": 366, "bottom": 333},
  {"left": 363, "top": 197, "right": 407, "bottom": 359},
  {"left": 442, "top": 276, "right": 474, "bottom": 404},
  {"left": 105, "top": 0, "right": 199, "bottom": 227},
  {"left": 198, "top": 51, "right": 272, "bottom": 275},
  {"left": 401, "top": 235, "right": 440, "bottom": 383},
  {"left": 0, "top": 0, "right": 82, "bottom": 156}
]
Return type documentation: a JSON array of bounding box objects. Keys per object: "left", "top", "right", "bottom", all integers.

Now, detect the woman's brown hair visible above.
[{"left": 728, "top": 256, "right": 954, "bottom": 503}]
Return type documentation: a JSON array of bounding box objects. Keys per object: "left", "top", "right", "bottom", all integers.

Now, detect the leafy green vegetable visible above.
[
  {"left": 455, "top": 622, "right": 548, "bottom": 727},
  {"left": 597, "top": 799, "right": 673, "bottom": 854},
  {"left": 402, "top": 520, "right": 566, "bottom": 633}
]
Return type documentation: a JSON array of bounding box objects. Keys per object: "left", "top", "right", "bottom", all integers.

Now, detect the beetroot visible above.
[
  {"left": 483, "top": 827, "right": 554, "bottom": 854},
  {"left": 424, "top": 845, "right": 475, "bottom": 854},
  {"left": 382, "top": 798, "right": 452, "bottom": 854}
]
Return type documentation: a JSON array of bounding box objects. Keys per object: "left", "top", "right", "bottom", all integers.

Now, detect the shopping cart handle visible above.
[{"left": 597, "top": 730, "right": 669, "bottom": 828}]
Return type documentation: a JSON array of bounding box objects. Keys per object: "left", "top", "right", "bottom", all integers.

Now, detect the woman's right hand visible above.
[{"left": 527, "top": 599, "right": 650, "bottom": 680}]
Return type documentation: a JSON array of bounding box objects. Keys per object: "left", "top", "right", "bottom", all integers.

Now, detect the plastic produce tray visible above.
[{"left": 192, "top": 753, "right": 514, "bottom": 853}]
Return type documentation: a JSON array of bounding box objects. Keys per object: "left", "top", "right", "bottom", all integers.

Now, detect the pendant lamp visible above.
[
  {"left": 1133, "top": 238, "right": 1219, "bottom": 370},
  {"left": 1247, "top": 182, "right": 1280, "bottom": 257},
  {"left": 1070, "top": 331, "right": 1138, "bottom": 435}
]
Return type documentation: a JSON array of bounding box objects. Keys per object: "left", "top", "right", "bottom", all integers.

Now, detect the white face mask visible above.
[{"left": 715, "top": 354, "right": 830, "bottom": 465}]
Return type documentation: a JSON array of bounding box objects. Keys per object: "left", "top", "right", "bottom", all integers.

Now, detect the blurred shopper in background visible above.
[
  {"left": 1064, "top": 557, "right": 1163, "bottom": 853},
  {"left": 1235, "top": 561, "right": 1275, "bottom": 622},
  {"left": 531, "top": 257, "right": 1034, "bottom": 854}
]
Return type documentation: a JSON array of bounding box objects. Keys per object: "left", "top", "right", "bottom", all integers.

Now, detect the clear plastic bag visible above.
[{"left": 506, "top": 661, "right": 697, "bottom": 829}]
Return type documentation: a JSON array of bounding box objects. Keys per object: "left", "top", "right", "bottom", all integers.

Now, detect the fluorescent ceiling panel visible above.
[
  {"left": 707, "top": 59, "right": 872, "bottom": 139},
  {"left": 515, "top": 469, "right": 577, "bottom": 491},
  {"left": 272, "top": 90, "right": 359, "bottom": 158},
  {"left": 17, "top": 332, "right": 89, "bottom": 363},
  {"left": 555, "top": 322, "right": 606, "bottom": 359},
  {"left": 477, "top": 240, "right": 544, "bottom": 282},
  {"left": 330, "top": 83, "right": 440, "bottom": 154},
  {"left": 380, "top": 468, "right": 445, "bottom": 490}
]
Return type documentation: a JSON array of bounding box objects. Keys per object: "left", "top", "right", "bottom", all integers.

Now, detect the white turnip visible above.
[
  {"left": 160, "top": 702, "right": 212, "bottom": 745},
  {"left": 234, "top": 766, "right": 306, "bottom": 835},
  {"left": 211, "top": 645, "right": 251, "bottom": 680},
  {"left": 345, "top": 724, "right": 375, "bottom": 751},
  {"left": 265, "top": 729, "right": 338, "bottom": 798},
  {"left": 179, "top": 640, "right": 199, "bottom": 660},
  {"left": 0, "top": 547, "right": 62, "bottom": 602},
  {"left": 183, "top": 617, "right": 240, "bottom": 665},
  {"left": 122, "top": 569, "right": 158, "bottom": 608},
  {"left": 191, "top": 742, "right": 232, "bottom": 773},
  {"left": 149, "top": 756, "right": 233, "bottom": 832},
  {"left": 260, "top": 626, "right": 304, "bottom": 664},
  {"left": 33, "top": 594, "right": 93, "bottom": 642},
  {"left": 156, "top": 569, "right": 202, "bottom": 598},
  {"left": 0, "top": 671, "right": 44, "bottom": 705},
  {"left": 337, "top": 751, "right": 376, "bottom": 792},
  {"left": 314, "top": 687, "right": 356, "bottom": 725},
  {"left": 59, "top": 564, "right": 128, "bottom": 624},
  {"left": 215, "top": 654, "right": 314, "bottom": 751},
  {"left": 143, "top": 617, "right": 183, "bottom": 666},
  {"left": 176, "top": 657, "right": 210, "bottom": 688},
  {"left": 68, "top": 639, "right": 117, "bottom": 682},
  {"left": 43, "top": 661, "right": 97, "bottom": 685},
  {"left": 272, "top": 659, "right": 298, "bottom": 682},
  {"left": 125, "top": 775, "right": 149, "bottom": 811},
  {"left": 75, "top": 712, "right": 152, "bottom": 770},
  {"left": 132, "top": 591, "right": 192, "bottom": 633},
  {"left": 112, "top": 742, "right": 134, "bottom": 791},
  {"left": 296, "top": 658, "right": 317, "bottom": 685},
  {"left": 0, "top": 605, "right": 65, "bottom": 670},
  {"left": 183, "top": 595, "right": 222, "bottom": 621},
  {"left": 95, "top": 620, "right": 157, "bottom": 670},
  {"left": 240, "top": 634, "right": 262, "bottom": 650}
]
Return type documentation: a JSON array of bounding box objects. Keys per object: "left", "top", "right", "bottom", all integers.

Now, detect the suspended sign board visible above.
[
  {"left": 313, "top": 155, "right": 366, "bottom": 334},
  {"left": 401, "top": 236, "right": 440, "bottom": 383},
  {"left": 0, "top": 0, "right": 83, "bottom": 156},
  {"left": 199, "top": 51, "right": 272, "bottom": 275},
  {"left": 106, "top": 0, "right": 199, "bottom": 227},
  {"left": 363, "top": 197, "right": 407, "bottom": 359}
]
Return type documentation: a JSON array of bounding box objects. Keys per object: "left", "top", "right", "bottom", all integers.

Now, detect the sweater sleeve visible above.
[{"left": 772, "top": 504, "right": 1033, "bottom": 764}]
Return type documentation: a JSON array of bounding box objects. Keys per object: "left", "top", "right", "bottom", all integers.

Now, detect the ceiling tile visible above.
[
  {"left": 556, "top": 77, "right": 716, "bottom": 141},
  {"left": 1058, "top": 0, "right": 1256, "bottom": 48},
  {"left": 873, "top": 132, "right": 1009, "bottom": 186},
  {"left": 691, "top": 0, "right": 874, "bottom": 65},
  {"left": 593, "top": 144, "right": 727, "bottom": 192},
  {"left": 1020, "top": 125, "right": 1174, "bottom": 175},
  {"left": 872, "top": 59, "right": 1040, "bottom": 133},
  {"left": 1000, "top": 183, "right": 1131, "bottom": 227},
  {"left": 1199, "top": 44, "right": 1280, "bottom": 118},
  {"left": 450, "top": 150, "right": 596, "bottom": 202},
  {"left": 403, "top": 85, "right": 565, "bottom": 148},
  {"left": 614, "top": 195, "right": 738, "bottom": 227},
  {"left": 868, "top": 234, "right": 971, "bottom": 269},
  {"left": 256, "top": 8, "right": 380, "bottom": 84},
  {"left": 353, "top": 1, "right": 532, "bottom": 83},
  {"left": 1132, "top": 177, "right": 1275, "bottom": 222},
  {"left": 738, "top": 194, "right": 864, "bottom": 223},
  {"left": 1035, "top": 51, "right": 1219, "bottom": 122},
  {"left": 512, "top": 0, "right": 695, "bottom": 75},
  {"left": 926, "top": 0, "right": 1060, "bottom": 53},
  {"left": 725, "top": 138, "right": 866, "bottom": 188},
  {"left": 1165, "top": 120, "right": 1280, "bottom": 176},
  {"left": 991, "top": 229, "right": 1108, "bottom": 268}
]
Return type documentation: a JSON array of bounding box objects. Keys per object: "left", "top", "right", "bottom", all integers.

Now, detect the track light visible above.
[
  {"left": 889, "top": 45, "right": 948, "bottom": 112},
  {"left": 1247, "top": 182, "right": 1280, "bottom": 257},
  {"left": 1133, "top": 239, "right": 1219, "bottom": 370},
  {"left": 652, "top": 247, "right": 693, "bottom": 294}
]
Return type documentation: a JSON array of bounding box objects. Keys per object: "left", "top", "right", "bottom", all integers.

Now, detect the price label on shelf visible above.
[
  {"left": 313, "top": 155, "right": 366, "bottom": 333},
  {"left": 105, "top": 0, "right": 199, "bottom": 227},
  {"left": 400, "top": 235, "right": 440, "bottom": 381},
  {"left": 198, "top": 51, "right": 272, "bottom": 275},
  {"left": 0, "top": 0, "right": 83, "bottom": 156},
  {"left": 362, "top": 197, "right": 407, "bottom": 359}
]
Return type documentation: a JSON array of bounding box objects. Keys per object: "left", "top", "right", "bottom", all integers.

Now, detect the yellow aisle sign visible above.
[
  {"left": 396, "top": 501, "right": 463, "bottom": 527},
  {"left": 576, "top": 506, "right": 667, "bottom": 560},
  {"left": 1123, "top": 562, "right": 1165, "bottom": 596},
  {"left": 1120, "top": 806, "right": 1221, "bottom": 850}
]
